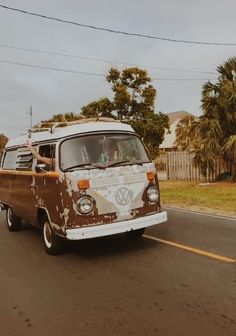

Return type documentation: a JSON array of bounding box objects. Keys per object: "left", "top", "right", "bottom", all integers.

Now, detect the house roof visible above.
[{"left": 167, "top": 110, "right": 194, "bottom": 124}]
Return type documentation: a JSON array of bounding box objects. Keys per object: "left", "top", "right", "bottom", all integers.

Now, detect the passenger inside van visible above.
[
  {"left": 26, "top": 141, "right": 55, "bottom": 170},
  {"left": 97, "top": 139, "right": 119, "bottom": 163}
]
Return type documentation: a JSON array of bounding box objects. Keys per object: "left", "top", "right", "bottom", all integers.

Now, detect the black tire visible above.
[
  {"left": 127, "top": 228, "right": 145, "bottom": 238},
  {"left": 6, "top": 207, "right": 22, "bottom": 232},
  {"left": 42, "top": 219, "right": 67, "bottom": 255}
]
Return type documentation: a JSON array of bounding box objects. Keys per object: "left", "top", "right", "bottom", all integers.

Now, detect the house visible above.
[{"left": 159, "top": 110, "right": 194, "bottom": 152}]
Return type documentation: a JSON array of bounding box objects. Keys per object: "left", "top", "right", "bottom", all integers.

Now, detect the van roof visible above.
[{"left": 6, "top": 121, "right": 134, "bottom": 149}]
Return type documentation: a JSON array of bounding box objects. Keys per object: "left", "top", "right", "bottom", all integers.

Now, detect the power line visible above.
[
  {"left": 153, "top": 78, "right": 216, "bottom": 81},
  {"left": 0, "top": 107, "right": 27, "bottom": 111},
  {"left": 0, "top": 59, "right": 105, "bottom": 77},
  {"left": 0, "top": 42, "right": 217, "bottom": 75},
  {"left": 0, "top": 4, "right": 236, "bottom": 46},
  {"left": 0, "top": 58, "right": 217, "bottom": 81}
]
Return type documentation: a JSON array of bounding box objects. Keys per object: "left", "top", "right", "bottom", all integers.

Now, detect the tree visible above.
[
  {"left": 38, "top": 112, "right": 81, "bottom": 128},
  {"left": 106, "top": 67, "right": 156, "bottom": 119},
  {"left": 192, "top": 57, "right": 236, "bottom": 177},
  {"left": 81, "top": 98, "right": 113, "bottom": 118},
  {"left": 129, "top": 112, "right": 169, "bottom": 158},
  {"left": 81, "top": 67, "right": 169, "bottom": 158},
  {"left": 0, "top": 133, "right": 8, "bottom": 153},
  {"left": 41, "top": 112, "right": 81, "bottom": 124},
  {"left": 175, "top": 116, "right": 196, "bottom": 150}
]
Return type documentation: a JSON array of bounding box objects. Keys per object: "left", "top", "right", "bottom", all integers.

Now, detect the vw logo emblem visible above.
[{"left": 115, "top": 187, "right": 133, "bottom": 206}]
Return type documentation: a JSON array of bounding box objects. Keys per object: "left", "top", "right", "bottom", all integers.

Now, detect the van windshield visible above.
[{"left": 60, "top": 133, "right": 150, "bottom": 171}]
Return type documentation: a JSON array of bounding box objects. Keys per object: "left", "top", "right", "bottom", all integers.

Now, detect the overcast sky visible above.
[{"left": 0, "top": 0, "right": 235, "bottom": 138}]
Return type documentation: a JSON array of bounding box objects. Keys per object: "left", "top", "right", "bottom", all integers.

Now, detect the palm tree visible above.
[
  {"left": 175, "top": 116, "right": 196, "bottom": 150},
  {"left": 223, "top": 135, "right": 236, "bottom": 176},
  {"left": 192, "top": 57, "right": 236, "bottom": 178}
]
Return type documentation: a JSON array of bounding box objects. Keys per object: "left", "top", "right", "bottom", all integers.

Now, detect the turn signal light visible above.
[
  {"left": 78, "top": 179, "right": 90, "bottom": 190},
  {"left": 146, "top": 171, "right": 155, "bottom": 181}
]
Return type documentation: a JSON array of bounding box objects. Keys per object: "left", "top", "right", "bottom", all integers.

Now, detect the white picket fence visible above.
[{"left": 155, "top": 151, "right": 231, "bottom": 181}]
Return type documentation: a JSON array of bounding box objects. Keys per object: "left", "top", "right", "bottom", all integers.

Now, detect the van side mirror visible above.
[{"left": 35, "top": 164, "right": 48, "bottom": 173}]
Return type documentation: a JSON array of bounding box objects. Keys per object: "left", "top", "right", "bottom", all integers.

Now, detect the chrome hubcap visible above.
[
  {"left": 7, "top": 208, "right": 12, "bottom": 227},
  {"left": 44, "top": 222, "right": 52, "bottom": 248}
]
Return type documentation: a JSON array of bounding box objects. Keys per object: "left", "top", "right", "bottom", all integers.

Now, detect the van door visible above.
[
  {"left": 9, "top": 148, "right": 37, "bottom": 224},
  {"left": 33, "top": 143, "right": 57, "bottom": 223}
]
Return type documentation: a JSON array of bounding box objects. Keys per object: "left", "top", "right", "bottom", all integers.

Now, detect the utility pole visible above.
[{"left": 29, "top": 105, "right": 32, "bottom": 129}]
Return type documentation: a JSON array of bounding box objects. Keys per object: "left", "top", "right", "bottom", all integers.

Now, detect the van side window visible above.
[
  {"left": 0, "top": 152, "right": 3, "bottom": 167},
  {"left": 2, "top": 150, "right": 17, "bottom": 170},
  {"left": 16, "top": 148, "right": 33, "bottom": 171},
  {"left": 38, "top": 144, "right": 55, "bottom": 171}
]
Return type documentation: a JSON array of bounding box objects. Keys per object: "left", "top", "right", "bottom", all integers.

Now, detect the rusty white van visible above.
[{"left": 0, "top": 119, "right": 167, "bottom": 254}]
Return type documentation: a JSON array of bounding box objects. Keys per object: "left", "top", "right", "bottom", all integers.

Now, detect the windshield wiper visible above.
[
  {"left": 131, "top": 160, "right": 151, "bottom": 165},
  {"left": 106, "top": 160, "right": 130, "bottom": 167},
  {"left": 64, "top": 162, "right": 110, "bottom": 171},
  {"left": 98, "top": 160, "right": 150, "bottom": 168},
  {"left": 64, "top": 162, "right": 93, "bottom": 172},
  {"left": 64, "top": 159, "right": 150, "bottom": 171}
]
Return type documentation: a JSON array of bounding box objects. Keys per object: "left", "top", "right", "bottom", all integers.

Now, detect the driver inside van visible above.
[
  {"left": 26, "top": 140, "right": 55, "bottom": 170},
  {"left": 97, "top": 139, "right": 119, "bottom": 163}
]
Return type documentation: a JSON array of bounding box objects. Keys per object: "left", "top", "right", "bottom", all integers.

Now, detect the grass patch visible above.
[{"left": 159, "top": 180, "right": 236, "bottom": 217}]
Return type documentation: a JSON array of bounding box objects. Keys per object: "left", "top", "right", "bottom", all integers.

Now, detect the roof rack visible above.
[{"left": 27, "top": 117, "right": 119, "bottom": 137}]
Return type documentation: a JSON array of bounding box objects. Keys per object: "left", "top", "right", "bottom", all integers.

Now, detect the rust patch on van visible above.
[{"left": 0, "top": 164, "right": 162, "bottom": 237}]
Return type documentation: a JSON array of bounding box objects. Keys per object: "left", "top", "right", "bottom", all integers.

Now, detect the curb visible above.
[{"left": 162, "top": 205, "right": 236, "bottom": 221}]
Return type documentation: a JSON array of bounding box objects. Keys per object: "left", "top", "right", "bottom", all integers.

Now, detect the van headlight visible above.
[
  {"left": 147, "top": 187, "right": 159, "bottom": 202},
  {"left": 77, "top": 196, "right": 94, "bottom": 214}
]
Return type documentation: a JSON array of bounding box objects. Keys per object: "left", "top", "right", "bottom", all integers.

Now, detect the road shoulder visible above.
[{"left": 162, "top": 205, "right": 236, "bottom": 221}]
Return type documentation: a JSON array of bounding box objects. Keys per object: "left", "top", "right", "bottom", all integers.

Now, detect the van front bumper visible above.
[{"left": 66, "top": 211, "right": 167, "bottom": 240}]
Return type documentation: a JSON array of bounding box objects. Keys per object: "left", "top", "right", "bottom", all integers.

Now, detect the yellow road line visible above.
[{"left": 143, "top": 234, "right": 236, "bottom": 264}]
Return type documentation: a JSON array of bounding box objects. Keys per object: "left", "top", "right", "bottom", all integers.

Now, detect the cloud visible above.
[{"left": 0, "top": 0, "right": 235, "bottom": 137}]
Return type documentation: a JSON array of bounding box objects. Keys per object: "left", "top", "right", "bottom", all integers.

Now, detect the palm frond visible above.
[{"left": 223, "top": 135, "right": 236, "bottom": 161}]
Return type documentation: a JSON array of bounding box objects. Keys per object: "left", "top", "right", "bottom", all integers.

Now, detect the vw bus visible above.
[{"left": 0, "top": 119, "right": 167, "bottom": 254}]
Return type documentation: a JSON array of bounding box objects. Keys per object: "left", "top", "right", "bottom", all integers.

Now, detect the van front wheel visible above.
[
  {"left": 42, "top": 220, "right": 67, "bottom": 255},
  {"left": 6, "top": 207, "right": 22, "bottom": 231}
]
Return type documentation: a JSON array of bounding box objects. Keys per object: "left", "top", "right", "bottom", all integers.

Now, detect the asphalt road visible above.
[{"left": 0, "top": 208, "right": 236, "bottom": 336}]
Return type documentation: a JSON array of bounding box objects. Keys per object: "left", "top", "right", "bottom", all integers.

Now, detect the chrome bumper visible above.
[{"left": 66, "top": 211, "right": 167, "bottom": 240}]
